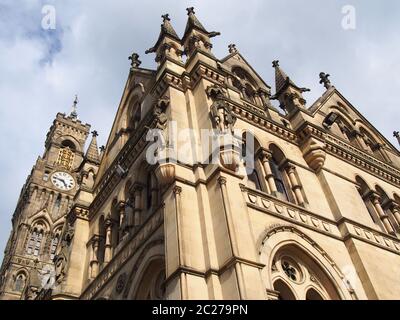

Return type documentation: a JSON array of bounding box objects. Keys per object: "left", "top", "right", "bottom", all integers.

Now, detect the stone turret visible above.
[
  {"left": 181, "top": 7, "right": 220, "bottom": 59},
  {"left": 272, "top": 60, "right": 310, "bottom": 114}
]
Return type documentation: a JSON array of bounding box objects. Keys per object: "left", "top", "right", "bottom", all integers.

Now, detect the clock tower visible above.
[{"left": 0, "top": 98, "right": 101, "bottom": 300}]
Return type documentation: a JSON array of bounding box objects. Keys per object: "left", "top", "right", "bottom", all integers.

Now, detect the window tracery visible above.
[{"left": 271, "top": 247, "right": 340, "bottom": 300}]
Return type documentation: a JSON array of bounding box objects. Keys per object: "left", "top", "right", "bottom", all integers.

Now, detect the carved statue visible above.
[
  {"left": 53, "top": 222, "right": 75, "bottom": 284},
  {"left": 24, "top": 260, "right": 41, "bottom": 300},
  {"left": 153, "top": 97, "right": 170, "bottom": 148},
  {"left": 207, "top": 85, "right": 236, "bottom": 134},
  {"left": 210, "top": 100, "right": 237, "bottom": 134}
]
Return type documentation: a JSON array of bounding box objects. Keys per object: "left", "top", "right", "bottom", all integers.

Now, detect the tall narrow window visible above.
[
  {"left": 50, "top": 234, "right": 59, "bottom": 260},
  {"left": 356, "top": 177, "right": 385, "bottom": 232},
  {"left": 270, "top": 159, "right": 289, "bottom": 201},
  {"left": 33, "top": 232, "right": 43, "bottom": 256},
  {"left": 146, "top": 173, "right": 152, "bottom": 210},
  {"left": 54, "top": 194, "right": 62, "bottom": 212},
  {"left": 26, "top": 231, "right": 37, "bottom": 255},
  {"left": 248, "top": 170, "right": 262, "bottom": 191},
  {"left": 14, "top": 274, "right": 26, "bottom": 292}
]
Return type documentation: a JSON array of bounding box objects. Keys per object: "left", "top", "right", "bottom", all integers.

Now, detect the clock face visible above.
[{"left": 51, "top": 172, "right": 75, "bottom": 191}]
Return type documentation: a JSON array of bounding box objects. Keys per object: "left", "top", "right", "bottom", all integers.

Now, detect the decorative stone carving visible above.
[
  {"left": 54, "top": 221, "right": 75, "bottom": 284},
  {"left": 128, "top": 52, "right": 141, "bottom": 69},
  {"left": 228, "top": 43, "right": 238, "bottom": 54},
  {"left": 153, "top": 96, "right": 170, "bottom": 148},
  {"left": 116, "top": 272, "right": 127, "bottom": 294},
  {"left": 155, "top": 163, "right": 175, "bottom": 186},
  {"left": 319, "top": 72, "right": 332, "bottom": 90},
  {"left": 208, "top": 85, "right": 236, "bottom": 134},
  {"left": 300, "top": 136, "right": 326, "bottom": 173}
]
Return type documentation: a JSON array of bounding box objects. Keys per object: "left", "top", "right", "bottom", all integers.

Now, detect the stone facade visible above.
[{"left": 1, "top": 8, "right": 400, "bottom": 300}]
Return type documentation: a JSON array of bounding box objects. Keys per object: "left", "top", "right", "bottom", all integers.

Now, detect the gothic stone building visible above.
[{"left": 1, "top": 8, "right": 400, "bottom": 300}]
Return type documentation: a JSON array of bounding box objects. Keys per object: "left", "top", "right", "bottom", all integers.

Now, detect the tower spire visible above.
[
  {"left": 85, "top": 130, "right": 100, "bottom": 164},
  {"left": 69, "top": 95, "right": 78, "bottom": 120},
  {"left": 145, "top": 13, "right": 180, "bottom": 54},
  {"left": 181, "top": 7, "right": 220, "bottom": 58},
  {"left": 145, "top": 14, "right": 182, "bottom": 64},
  {"left": 271, "top": 60, "right": 310, "bottom": 114}
]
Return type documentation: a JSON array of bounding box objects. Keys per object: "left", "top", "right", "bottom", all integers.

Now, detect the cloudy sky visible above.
[{"left": 0, "top": 0, "right": 399, "bottom": 260}]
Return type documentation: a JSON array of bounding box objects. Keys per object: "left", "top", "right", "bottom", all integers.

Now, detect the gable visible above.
[
  {"left": 220, "top": 52, "right": 271, "bottom": 91},
  {"left": 310, "top": 87, "right": 399, "bottom": 155}
]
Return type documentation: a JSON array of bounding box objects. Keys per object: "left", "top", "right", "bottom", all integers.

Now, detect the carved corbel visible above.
[
  {"left": 301, "top": 137, "right": 326, "bottom": 173},
  {"left": 155, "top": 163, "right": 176, "bottom": 186}
]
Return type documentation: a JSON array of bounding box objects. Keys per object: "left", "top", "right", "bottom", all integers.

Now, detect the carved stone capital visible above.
[
  {"left": 173, "top": 185, "right": 182, "bottom": 195},
  {"left": 217, "top": 176, "right": 227, "bottom": 186},
  {"left": 257, "top": 148, "right": 273, "bottom": 163},
  {"left": 367, "top": 191, "right": 381, "bottom": 204}
]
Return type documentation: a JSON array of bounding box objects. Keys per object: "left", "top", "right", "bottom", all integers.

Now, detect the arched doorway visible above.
[
  {"left": 134, "top": 258, "right": 165, "bottom": 300},
  {"left": 259, "top": 227, "right": 356, "bottom": 300}
]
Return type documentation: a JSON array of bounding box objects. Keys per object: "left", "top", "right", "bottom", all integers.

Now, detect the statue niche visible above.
[
  {"left": 153, "top": 96, "right": 170, "bottom": 149},
  {"left": 207, "top": 85, "right": 240, "bottom": 172},
  {"left": 208, "top": 85, "right": 237, "bottom": 134},
  {"left": 54, "top": 221, "right": 75, "bottom": 285}
]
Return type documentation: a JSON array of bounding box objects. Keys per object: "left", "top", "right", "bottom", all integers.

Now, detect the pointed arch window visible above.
[
  {"left": 26, "top": 230, "right": 37, "bottom": 255},
  {"left": 242, "top": 132, "right": 265, "bottom": 192},
  {"left": 269, "top": 157, "right": 290, "bottom": 202},
  {"left": 26, "top": 225, "right": 45, "bottom": 257},
  {"left": 270, "top": 245, "right": 341, "bottom": 300},
  {"left": 54, "top": 194, "right": 62, "bottom": 211},
  {"left": 232, "top": 67, "right": 258, "bottom": 105},
  {"left": 33, "top": 232, "right": 43, "bottom": 256},
  {"left": 14, "top": 273, "right": 26, "bottom": 292},
  {"left": 356, "top": 177, "right": 381, "bottom": 228},
  {"left": 248, "top": 170, "right": 262, "bottom": 191},
  {"left": 50, "top": 233, "right": 60, "bottom": 260}
]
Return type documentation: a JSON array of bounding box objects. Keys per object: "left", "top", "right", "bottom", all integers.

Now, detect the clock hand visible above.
[{"left": 55, "top": 177, "right": 68, "bottom": 187}]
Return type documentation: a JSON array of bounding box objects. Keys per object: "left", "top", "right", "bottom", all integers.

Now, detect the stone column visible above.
[
  {"left": 285, "top": 164, "right": 305, "bottom": 206},
  {"left": 260, "top": 150, "right": 277, "bottom": 195},
  {"left": 355, "top": 132, "right": 370, "bottom": 151},
  {"left": 118, "top": 202, "right": 126, "bottom": 239},
  {"left": 370, "top": 193, "right": 395, "bottom": 235},
  {"left": 104, "top": 219, "right": 113, "bottom": 264},
  {"left": 90, "top": 237, "right": 100, "bottom": 278},
  {"left": 389, "top": 202, "right": 400, "bottom": 226}
]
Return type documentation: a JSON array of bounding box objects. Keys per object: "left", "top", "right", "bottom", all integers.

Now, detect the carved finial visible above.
[
  {"left": 228, "top": 44, "right": 238, "bottom": 54},
  {"left": 91, "top": 130, "right": 98, "bottom": 137},
  {"left": 394, "top": 131, "right": 400, "bottom": 146},
  {"left": 100, "top": 145, "right": 105, "bottom": 152},
  {"left": 128, "top": 52, "right": 141, "bottom": 68},
  {"left": 161, "top": 13, "right": 170, "bottom": 22},
  {"left": 70, "top": 95, "right": 78, "bottom": 119},
  {"left": 319, "top": 72, "right": 332, "bottom": 90},
  {"left": 186, "top": 7, "right": 195, "bottom": 15},
  {"left": 272, "top": 60, "right": 280, "bottom": 68}
]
